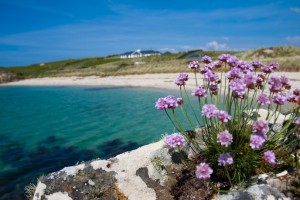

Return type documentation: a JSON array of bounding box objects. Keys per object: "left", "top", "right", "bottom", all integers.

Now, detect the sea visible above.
[{"left": 0, "top": 86, "right": 182, "bottom": 199}]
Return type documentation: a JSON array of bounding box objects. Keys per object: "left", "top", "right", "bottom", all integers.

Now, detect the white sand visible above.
[{"left": 2, "top": 72, "right": 300, "bottom": 90}]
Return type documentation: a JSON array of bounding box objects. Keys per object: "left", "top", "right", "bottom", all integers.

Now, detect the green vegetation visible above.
[{"left": 3, "top": 46, "right": 300, "bottom": 79}]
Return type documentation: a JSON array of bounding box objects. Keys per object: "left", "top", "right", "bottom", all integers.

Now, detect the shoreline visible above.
[
  {"left": 0, "top": 74, "right": 181, "bottom": 90},
  {"left": 1, "top": 72, "right": 300, "bottom": 90}
]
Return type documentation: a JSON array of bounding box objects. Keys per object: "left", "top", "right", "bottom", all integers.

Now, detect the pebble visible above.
[
  {"left": 88, "top": 180, "right": 95, "bottom": 186},
  {"left": 276, "top": 170, "right": 288, "bottom": 178}
]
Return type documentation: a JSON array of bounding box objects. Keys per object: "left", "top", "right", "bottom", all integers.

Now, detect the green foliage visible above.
[{"left": 24, "top": 183, "right": 36, "bottom": 200}]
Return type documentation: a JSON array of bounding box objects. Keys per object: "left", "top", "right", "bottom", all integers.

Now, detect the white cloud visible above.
[
  {"left": 222, "top": 37, "right": 230, "bottom": 42},
  {"left": 206, "top": 41, "right": 227, "bottom": 50},
  {"left": 158, "top": 47, "right": 177, "bottom": 52},
  {"left": 291, "top": 7, "right": 300, "bottom": 13},
  {"left": 181, "top": 45, "right": 193, "bottom": 51},
  {"left": 286, "top": 36, "right": 300, "bottom": 46}
]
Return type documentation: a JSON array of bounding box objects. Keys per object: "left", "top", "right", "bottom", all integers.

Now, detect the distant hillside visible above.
[
  {"left": 238, "top": 46, "right": 300, "bottom": 59},
  {"left": 0, "top": 68, "right": 21, "bottom": 83},
  {"left": 5, "top": 46, "right": 300, "bottom": 79},
  {"left": 237, "top": 46, "right": 300, "bottom": 71}
]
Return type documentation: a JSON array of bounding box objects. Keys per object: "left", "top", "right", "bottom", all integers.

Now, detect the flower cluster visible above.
[
  {"left": 217, "top": 130, "right": 233, "bottom": 147},
  {"left": 164, "top": 133, "right": 186, "bottom": 148},
  {"left": 192, "top": 85, "right": 207, "bottom": 97},
  {"left": 188, "top": 60, "right": 200, "bottom": 69},
  {"left": 263, "top": 150, "right": 276, "bottom": 164},
  {"left": 195, "top": 162, "right": 213, "bottom": 179},
  {"left": 218, "top": 153, "right": 233, "bottom": 166},
  {"left": 155, "top": 53, "right": 300, "bottom": 184},
  {"left": 155, "top": 95, "right": 181, "bottom": 110},
  {"left": 175, "top": 73, "right": 188, "bottom": 86}
]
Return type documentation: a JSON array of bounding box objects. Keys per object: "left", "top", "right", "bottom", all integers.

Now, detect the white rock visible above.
[
  {"left": 88, "top": 179, "right": 95, "bottom": 186},
  {"left": 45, "top": 192, "right": 73, "bottom": 200},
  {"left": 258, "top": 173, "right": 269, "bottom": 180},
  {"left": 88, "top": 140, "right": 166, "bottom": 200},
  {"left": 33, "top": 182, "right": 46, "bottom": 200},
  {"left": 276, "top": 170, "right": 288, "bottom": 177},
  {"left": 90, "top": 160, "right": 111, "bottom": 170}
]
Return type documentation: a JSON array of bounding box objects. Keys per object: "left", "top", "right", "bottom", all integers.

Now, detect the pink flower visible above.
[
  {"left": 256, "top": 73, "right": 266, "bottom": 83},
  {"left": 188, "top": 60, "right": 200, "bottom": 69},
  {"left": 250, "top": 134, "right": 266, "bottom": 150},
  {"left": 273, "top": 94, "right": 287, "bottom": 105},
  {"left": 155, "top": 95, "right": 178, "bottom": 110},
  {"left": 295, "top": 119, "right": 300, "bottom": 126},
  {"left": 201, "top": 55, "right": 212, "bottom": 64},
  {"left": 253, "top": 120, "right": 269, "bottom": 138},
  {"left": 195, "top": 163, "right": 213, "bottom": 179},
  {"left": 263, "top": 150, "right": 276, "bottom": 164},
  {"left": 199, "top": 67, "right": 210, "bottom": 74},
  {"left": 205, "top": 63, "right": 214, "bottom": 70},
  {"left": 268, "top": 76, "right": 282, "bottom": 93},
  {"left": 269, "top": 62, "right": 279, "bottom": 71},
  {"left": 236, "top": 60, "right": 249, "bottom": 71},
  {"left": 213, "top": 61, "right": 223, "bottom": 68},
  {"left": 261, "top": 62, "right": 279, "bottom": 73},
  {"left": 217, "top": 111, "right": 231, "bottom": 123},
  {"left": 257, "top": 93, "right": 271, "bottom": 105},
  {"left": 251, "top": 60, "right": 262, "bottom": 69},
  {"left": 230, "top": 79, "right": 247, "bottom": 98},
  {"left": 192, "top": 85, "right": 207, "bottom": 97},
  {"left": 294, "top": 89, "right": 300, "bottom": 96},
  {"left": 155, "top": 98, "right": 167, "bottom": 110},
  {"left": 217, "top": 130, "right": 233, "bottom": 147},
  {"left": 226, "top": 67, "right": 243, "bottom": 80},
  {"left": 202, "top": 104, "right": 219, "bottom": 118},
  {"left": 177, "top": 98, "right": 183, "bottom": 105},
  {"left": 218, "top": 153, "right": 233, "bottom": 166},
  {"left": 227, "top": 56, "right": 238, "bottom": 67},
  {"left": 164, "top": 133, "right": 186, "bottom": 148},
  {"left": 261, "top": 65, "right": 273, "bottom": 73},
  {"left": 280, "top": 75, "right": 291, "bottom": 90},
  {"left": 174, "top": 73, "right": 188, "bottom": 86},
  {"left": 204, "top": 71, "right": 219, "bottom": 82},
  {"left": 288, "top": 94, "right": 298, "bottom": 103},
  {"left": 218, "top": 54, "right": 231, "bottom": 62},
  {"left": 244, "top": 72, "right": 257, "bottom": 89},
  {"left": 209, "top": 84, "right": 218, "bottom": 95}
]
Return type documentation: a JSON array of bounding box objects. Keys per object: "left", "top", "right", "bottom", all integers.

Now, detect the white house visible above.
[{"left": 120, "top": 49, "right": 161, "bottom": 59}]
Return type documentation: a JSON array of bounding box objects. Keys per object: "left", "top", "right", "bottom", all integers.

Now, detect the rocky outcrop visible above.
[
  {"left": 216, "top": 170, "right": 300, "bottom": 200},
  {"left": 0, "top": 69, "right": 19, "bottom": 83},
  {"left": 32, "top": 141, "right": 184, "bottom": 200},
  {"left": 32, "top": 109, "right": 299, "bottom": 200}
]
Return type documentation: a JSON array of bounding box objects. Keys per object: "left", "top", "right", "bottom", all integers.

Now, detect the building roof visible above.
[{"left": 120, "top": 50, "right": 160, "bottom": 56}]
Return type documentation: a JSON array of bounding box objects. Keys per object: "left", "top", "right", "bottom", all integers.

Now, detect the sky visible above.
[{"left": 0, "top": 0, "right": 299, "bottom": 66}]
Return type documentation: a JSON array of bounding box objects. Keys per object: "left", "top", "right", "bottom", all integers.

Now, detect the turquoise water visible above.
[{"left": 0, "top": 86, "right": 179, "bottom": 199}]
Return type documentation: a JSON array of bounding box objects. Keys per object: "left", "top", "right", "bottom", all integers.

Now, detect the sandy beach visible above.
[{"left": 2, "top": 72, "right": 300, "bottom": 90}]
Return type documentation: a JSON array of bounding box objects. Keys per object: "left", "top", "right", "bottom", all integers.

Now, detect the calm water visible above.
[{"left": 0, "top": 86, "right": 179, "bottom": 199}]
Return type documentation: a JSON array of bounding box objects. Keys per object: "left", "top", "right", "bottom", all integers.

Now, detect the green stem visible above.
[
  {"left": 183, "top": 86, "right": 201, "bottom": 125},
  {"left": 194, "top": 70, "right": 198, "bottom": 86},
  {"left": 164, "top": 109, "right": 180, "bottom": 131}
]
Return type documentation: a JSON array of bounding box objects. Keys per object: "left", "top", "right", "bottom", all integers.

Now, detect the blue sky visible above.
[{"left": 0, "top": 0, "right": 299, "bottom": 66}]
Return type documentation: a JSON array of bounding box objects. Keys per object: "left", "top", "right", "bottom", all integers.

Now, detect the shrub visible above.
[{"left": 155, "top": 54, "right": 300, "bottom": 187}]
